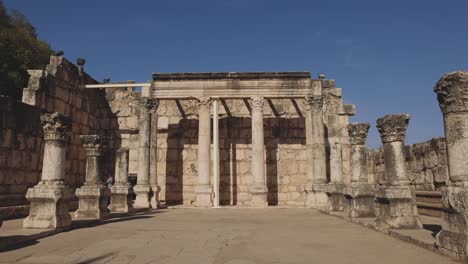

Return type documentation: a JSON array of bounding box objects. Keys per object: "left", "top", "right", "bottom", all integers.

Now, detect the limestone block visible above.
[
  {"left": 75, "top": 184, "right": 111, "bottom": 220},
  {"left": 433, "top": 166, "right": 449, "bottom": 183}
]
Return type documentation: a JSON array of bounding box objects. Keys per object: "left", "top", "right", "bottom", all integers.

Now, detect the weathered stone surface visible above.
[
  {"left": 376, "top": 114, "right": 411, "bottom": 143},
  {"left": 109, "top": 148, "right": 133, "bottom": 213}
]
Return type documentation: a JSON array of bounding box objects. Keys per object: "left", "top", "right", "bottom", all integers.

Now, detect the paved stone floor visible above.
[{"left": 0, "top": 208, "right": 457, "bottom": 264}]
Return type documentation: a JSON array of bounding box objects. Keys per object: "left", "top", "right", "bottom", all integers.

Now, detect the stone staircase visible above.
[{"left": 415, "top": 191, "right": 443, "bottom": 218}]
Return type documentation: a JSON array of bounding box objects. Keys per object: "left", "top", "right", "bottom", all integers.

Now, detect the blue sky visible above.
[{"left": 4, "top": 0, "right": 468, "bottom": 147}]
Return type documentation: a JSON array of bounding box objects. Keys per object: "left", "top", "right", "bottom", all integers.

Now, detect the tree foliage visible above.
[{"left": 0, "top": 0, "right": 53, "bottom": 99}]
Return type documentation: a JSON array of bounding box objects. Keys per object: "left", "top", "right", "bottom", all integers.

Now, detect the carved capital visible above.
[
  {"left": 434, "top": 71, "right": 468, "bottom": 114},
  {"left": 376, "top": 114, "right": 410, "bottom": 143},
  {"left": 41, "top": 112, "right": 72, "bottom": 142},
  {"left": 249, "top": 96, "right": 264, "bottom": 112},
  {"left": 80, "top": 135, "right": 107, "bottom": 156},
  {"left": 348, "top": 123, "right": 370, "bottom": 145},
  {"left": 139, "top": 97, "right": 159, "bottom": 113},
  {"left": 303, "top": 95, "right": 323, "bottom": 112},
  {"left": 197, "top": 97, "right": 212, "bottom": 113}
]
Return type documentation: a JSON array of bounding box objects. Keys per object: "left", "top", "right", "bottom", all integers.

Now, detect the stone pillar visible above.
[
  {"left": 109, "top": 148, "right": 133, "bottom": 213},
  {"left": 375, "top": 114, "right": 421, "bottom": 229},
  {"left": 75, "top": 135, "right": 111, "bottom": 220},
  {"left": 303, "top": 95, "right": 328, "bottom": 208},
  {"left": 134, "top": 97, "right": 158, "bottom": 208},
  {"left": 149, "top": 102, "right": 160, "bottom": 208},
  {"left": 23, "top": 113, "right": 73, "bottom": 229},
  {"left": 343, "top": 123, "right": 375, "bottom": 218},
  {"left": 325, "top": 113, "right": 346, "bottom": 212},
  {"left": 250, "top": 96, "right": 268, "bottom": 208},
  {"left": 434, "top": 71, "right": 468, "bottom": 255},
  {"left": 195, "top": 97, "right": 213, "bottom": 207}
]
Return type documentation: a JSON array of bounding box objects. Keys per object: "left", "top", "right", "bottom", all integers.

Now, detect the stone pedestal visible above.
[
  {"left": 434, "top": 71, "right": 468, "bottom": 255},
  {"left": 75, "top": 135, "right": 110, "bottom": 220},
  {"left": 109, "top": 148, "right": 133, "bottom": 213},
  {"left": 326, "top": 183, "right": 346, "bottom": 212},
  {"left": 375, "top": 114, "right": 421, "bottom": 229},
  {"left": 195, "top": 97, "right": 213, "bottom": 207},
  {"left": 23, "top": 113, "right": 73, "bottom": 229},
  {"left": 303, "top": 96, "right": 329, "bottom": 209},
  {"left": 134, "top": 98, "right": 158, "bottom": 208},
  {"left": 250, "top": 96, "right": 268, "bottom": 208},
  {"left": 343, "top": 123, "right": 375, "bottom": 218}
]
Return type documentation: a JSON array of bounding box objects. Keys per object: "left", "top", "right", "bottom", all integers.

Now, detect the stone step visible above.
[{"left": 415, "top": 191, "right": 443, "bottom": 218}]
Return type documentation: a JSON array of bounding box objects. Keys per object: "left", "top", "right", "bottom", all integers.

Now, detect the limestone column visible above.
[
  {"left": 109, "top": 148, "right": 133, "bottom": 213},
  {"left": 434, "top": 71, "right": 468, "bottom": 255},
  {"left": 325, "top": 113, "right": 346, "bottom": 212},
  {"left": 195, "top": 97, "right": 213, "bottom": 207},
  {"left": 249, "top": 96, "right": 268, "bottom": 208},
  {"left": 23, "top": 113, "right": 73, "bottom": 229},
  {"left": 149, "top": 102, "right": 160, "bottom": 208},
  {"left": 375, "top": 114, "right": 421, "bottom": 228},
  {"left": 303, "top": 96, "right": 328, "bottom": 208},
  {"left": 343, "top": 123, "right": 375, "bottom": 218},
  {"left": 134, "top": 97, "right": 158, "bottom": 208},
  {"left": 75, "top": 135, "right": 111, "bottom": 220}
]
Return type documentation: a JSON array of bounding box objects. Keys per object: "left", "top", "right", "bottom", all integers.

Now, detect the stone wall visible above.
[
  {"left": 0, "top": 56, "right": 118, "bottom": 218},
  {"left": 371, "top": 137, "right": 449, "bottom": 191}
]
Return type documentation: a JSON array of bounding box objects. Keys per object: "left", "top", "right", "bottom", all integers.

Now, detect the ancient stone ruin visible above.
[{"left": 0, "top": 55, "right": 467, "bottom": 260}]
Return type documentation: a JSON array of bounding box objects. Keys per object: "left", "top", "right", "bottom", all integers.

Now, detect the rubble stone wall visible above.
[{"left": 371, "top": 137, "right": 449, "bottom": 191}]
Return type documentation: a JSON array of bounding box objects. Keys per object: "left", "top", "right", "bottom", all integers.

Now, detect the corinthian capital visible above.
[
  {"left": 303, "top": 95, "right": 323, "bottom": 112},
  {"left": 80, "top": 135, "right": 107, "bottom": 156},
  {"left": 139, "top": 97, "right": 159, "bottom": 113},
  {"left": 249, "top": 96, "right": 264, "bottom": 112},
  {"left": 376, "top": 114, "right": 410, "bottom": 143},
  {"left": 434, "top": 71, "right": 468, "bottom": 114},
  {"left": 348, "top": 123, "right": 370, "bottom": 146},
  {"left": 197, "top": 97, "right": 212, "bottom": 113},
  {"left": 41, "top": 112, "right": 72, "bottom": 142}
]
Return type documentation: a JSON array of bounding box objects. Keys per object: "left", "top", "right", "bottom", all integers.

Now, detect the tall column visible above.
[
  {"left": 343, "top": 123, "right": 375, "bottom": 218},
  {"left": 212, "top": 98, "right": 220, "bottom": 208},
  {"left": 375, "top": 114, "right": 421, "bottom": 228},
  {"left": 149, "top": 102, "right": 160, "bottom": 208},
  {"left": 195, "top": 97, "right": 213, "bottom": 207},
  {"left": 303, "top": 96, "right": 328, "bottom": 208},
  {"left": 250, "top": 96, "right": 268, "bottom": 208},
  {"left": 134, "top": 97, "right": 158, "bottom": 208},
  {"left": 75, "top": 135, "right": 111, "bottom": 220},
  {"left": 434, "top": 71, "right": 468, "bottom": 255},
  {"left": 325, "top": 113, "right": 346, "bottom": 212},
  {"left": 23, "top": 113, "right": 73, "bottom": 229},
  {"left": 109, "top": 148, "right": 133, "bottom": 213}
]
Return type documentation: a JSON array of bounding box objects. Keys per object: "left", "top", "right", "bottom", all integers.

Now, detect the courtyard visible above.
[{"left": 0, "top": 209, "right": 456, "bottom": 264}]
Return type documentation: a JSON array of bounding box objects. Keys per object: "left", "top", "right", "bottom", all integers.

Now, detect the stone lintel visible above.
[{"left": 153, "top": 71, "right": 311, "bottom": 81}]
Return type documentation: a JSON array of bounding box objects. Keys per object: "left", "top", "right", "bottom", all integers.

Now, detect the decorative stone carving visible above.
[
  {"left": 249, "top": 96, "right": 264, "bottom": 112},
  {"left": 303, "top": 95, "right": 323, "bottom": 112},
  {"left": 23, "top": 113, "right": 73, "bottom": 229},
  {"left": 109, "top": 148, "right": 133, "bottom": 213},
  {"left": 139, "top": 97, "right": 159, "bottom": 112},
  {"left": 434, "top": 71, "right": 468, "bottom": 114},
  {"left": 197, "top": 97, "right": 212, "bottom": 113},
  {"left": 376, "top": 114, "right": 411, "bottom": 143},
  {"left": 348, "top": 123, "right": 370, "bottom": 146},
  {"left": 75, "top": 135, "right": 111, "bottom": 220}
]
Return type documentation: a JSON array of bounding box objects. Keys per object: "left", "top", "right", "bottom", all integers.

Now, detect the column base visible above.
[
  {"left": 75, "top": 184, "right": 111, "bottom": 220},
  {"left": 109, "top": 184, "right": 134, "bottom": 213},
  {"left": 134, "top": 184, "right": 152, "bottom": 208},
  {"left": 194, "top": 185, "right": 213, "bottom": 207},
  {"left": 150, "top": 185, "right": 161, "bottom": 209},
  {"left": 250, "top": 185, "right": 268, "bottom": 208},
  {"left": 23, "top": 181, "right": 72, "bottom": 229},
  {"left": 304, "top": 183, "right": 329, "bottom": 209},
  {"left": 375, "top": 185, "right": 422, "bottom": 229},
  {"left": 343, "top": 183, "right": 375, "bottom": 218},
  {"left": 325, "top": 183, "right": 346, "bottom": 212}
]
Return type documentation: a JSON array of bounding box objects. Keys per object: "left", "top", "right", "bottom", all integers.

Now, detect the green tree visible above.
[{"left": 0, "top": 0, "right": 53, "bottom": 100}]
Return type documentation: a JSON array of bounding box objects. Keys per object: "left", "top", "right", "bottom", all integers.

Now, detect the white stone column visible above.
[
  {"left": 109, "top": 148, "right": 133, "bottom": 213},
  {"left": 303, "top": 95, "right": 328, "bottom": 208},
  {"left": 134, "top": 97, "right": 158, "bottom": 208},
  {"left": 343, "top": 123, "right": 375, "bottom": 218},
  {"left": 375, "top": 114, "right": 421, "bottom": 229},
  {"left": 23, "top": 113, "right": 73, "bottom": 229},
  {"left": 434, "top": 71, "right": 468, "bottom": 255},
  {"left": 75, "top": 135, "right": 111, "bottom": 220},
  {"left": 195, "top": 97, "right": 213, "bottom": 207},
  {"left": 212, "top": 98, "right": 220, "bottom": 208},
  {"left": 249, "top": 96, "right": 268, "bottom": 208},
  {"left": 149, "top": 103, "right": 160, "bottom": 208}
]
